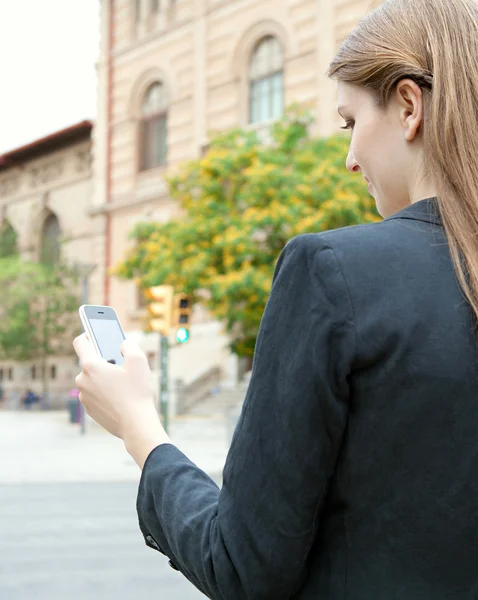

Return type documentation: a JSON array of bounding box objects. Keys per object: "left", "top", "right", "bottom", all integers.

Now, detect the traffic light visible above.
[
  {"left": 144, "top": 285, "right": 174, "bottom": 336},
  {"left": 173, "top": 293, "right": 191, "bottom": 344}
]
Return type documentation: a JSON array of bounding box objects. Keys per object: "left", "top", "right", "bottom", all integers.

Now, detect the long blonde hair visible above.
[{"left": 328, "top": 0, "right": 478, "bottom": 323}]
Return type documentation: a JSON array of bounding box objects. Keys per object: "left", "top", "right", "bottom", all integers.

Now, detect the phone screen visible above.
[{"left": 88, "top": 318, "right": 125, "bottom": 366}]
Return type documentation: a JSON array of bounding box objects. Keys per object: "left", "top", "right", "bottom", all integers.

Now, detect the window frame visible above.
[
  {"left": 139, "top": 82, "right": 169, "bottom": 172},
  {"left": 248, "top": 36, "right": 284, "bottom": 125},
  {"left": 139, "top": 112, "right": 168, "bottom": 171}
]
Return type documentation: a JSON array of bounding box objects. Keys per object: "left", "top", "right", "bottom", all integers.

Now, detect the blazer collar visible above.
[{"left": 384, "top": 197, "right": 442, "bottom": 226}]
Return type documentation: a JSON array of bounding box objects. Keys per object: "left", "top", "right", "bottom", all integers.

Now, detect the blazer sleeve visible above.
[{"left": 136, "top": 234, "right": 355, "bottom": 600}]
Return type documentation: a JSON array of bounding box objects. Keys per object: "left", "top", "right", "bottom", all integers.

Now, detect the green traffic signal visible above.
[{"left": 176, "top": 327, "right": 189, "bottom": 344}]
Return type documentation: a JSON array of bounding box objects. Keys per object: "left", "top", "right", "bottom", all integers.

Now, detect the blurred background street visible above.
[
  {"left": 1, "top": 482, "right": 205, "bottom": 600},
  {"left": 0, "top": 403, "right": 229, "bottom": 600}
]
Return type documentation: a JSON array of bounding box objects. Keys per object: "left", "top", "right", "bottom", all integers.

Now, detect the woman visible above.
[{"left": 73, "top": 0, "right": 478, "bottom": 597}]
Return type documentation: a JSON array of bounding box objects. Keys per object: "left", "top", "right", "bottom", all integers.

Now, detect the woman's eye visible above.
[{"left": 340, "top": 121, "right": 355, "bottom": 131}]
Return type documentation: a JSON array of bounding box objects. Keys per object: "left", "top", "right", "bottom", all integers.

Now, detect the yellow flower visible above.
[
  {"left": 244, "top": 207, "right": 258, "bottom": 220},
  {"left": 146, "top": 241, "right": 159, "bottom": 254},
  {"left": 321, "top": 200, "right": 334, "bottom": 211},
  {"left": 334, "top": 190, "right": 351, "bottom": 202},
  {"left": 224, "top": 254, "right": 235, "bottom": 267},
  {"left": 297, "top": 184, "right": 312, "bottom": 196},
  {"left": 365, "top": 212, "right": 382, "bottom": 223}
]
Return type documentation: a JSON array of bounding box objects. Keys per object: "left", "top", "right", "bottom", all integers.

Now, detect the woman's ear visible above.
[{"left": 395, "top": 79, "right": 424, "bottom": 142}]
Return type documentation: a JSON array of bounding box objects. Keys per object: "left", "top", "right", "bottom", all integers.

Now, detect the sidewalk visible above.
[{"left": 0, "top": 408, "right": 230, "bottom": 485}]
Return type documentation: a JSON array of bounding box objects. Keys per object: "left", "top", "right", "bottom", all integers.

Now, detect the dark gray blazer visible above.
[{"left": 137, "top": 198, "right": 478, "bottom": 599}]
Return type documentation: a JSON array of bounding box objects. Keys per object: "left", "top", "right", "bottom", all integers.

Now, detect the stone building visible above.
[
  {"left": 0, "top": 121, "right": 96, "bottom": 406},
  {"left": 89, "top": 0, "right": 380, "bottom": 414}
]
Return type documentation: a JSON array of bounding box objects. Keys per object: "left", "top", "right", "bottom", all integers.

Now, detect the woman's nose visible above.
[{"left": 346, "top": 150, "right": 360, "bottom": 174}]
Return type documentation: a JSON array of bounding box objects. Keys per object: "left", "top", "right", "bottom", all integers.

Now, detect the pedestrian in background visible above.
[
  {"left": 73, "top": 0, "right": 478, "bottom": 597},
  {"left": 22, "top": 389, "right": 39, "bottom": 410}
]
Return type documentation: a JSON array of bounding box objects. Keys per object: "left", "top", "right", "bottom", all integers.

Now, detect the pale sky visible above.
[{"left": 0, "top": 0, "right": 100, "bottom": 154}]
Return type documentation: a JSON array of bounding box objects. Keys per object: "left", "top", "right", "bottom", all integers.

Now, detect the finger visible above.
[
  {"left": 78, "top": 391, "right": 87, "bottom": 408},
  {"left": 73, "top": 333, "right": 98, "bottom": 364},
  {"left": 75, "top": 372, "right": 85, "bottom": 391},
  {"left": 121, "top": 339, "right": 151, "bottom": 378}
]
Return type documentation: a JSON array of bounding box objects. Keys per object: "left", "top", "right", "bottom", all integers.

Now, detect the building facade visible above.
[
  {"left": 0, "top": 121, "right": 97, "bottom": 406},
  {"left": 94, "top": 0, "right": 380, "bottom": 316},
  {"left": 89, "top": 0, "right": 381, "bottom": 412},
  {"left": 0, "top": 0, "right": 381, "bottom": 412}
]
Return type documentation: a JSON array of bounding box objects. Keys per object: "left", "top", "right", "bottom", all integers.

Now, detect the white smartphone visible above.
[{"left": 79, "top": 305, "right": 126, "bottom": 366}]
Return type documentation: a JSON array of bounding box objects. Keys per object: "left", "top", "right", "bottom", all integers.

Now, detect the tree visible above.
[
  {"left": 114, "top": 107, "right": 381, "bottom": 357},
  {"left": 0, "top": 258, "right": 82, "bottom": 396}
]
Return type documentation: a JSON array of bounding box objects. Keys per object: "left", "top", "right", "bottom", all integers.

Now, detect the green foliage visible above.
[
  {"left": 114, "top": 107, "right": 380, "bottom": 357},
  {"left": 0, "top": 258, "right": 82, "bottom": 390}
]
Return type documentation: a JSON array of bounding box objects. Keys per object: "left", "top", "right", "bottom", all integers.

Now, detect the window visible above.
[
  {"left": 31, "top": 366, "right": 36, "bottom": 380},
  {"left": 8, "top": 368, "right": 13, "bottom": 381},
  {"left": 151, "top": 0, "right": 160, "bottom": 12},
  {"left": 140, "top": 82, "right": 168, "bottom": 171},
  {"left": 40, "top": 213, "right": 61, "bottom": 265},
  {"left": 249, "top": 37, "right": 284, "bottom": 124},
  {"left": 0, "top": 220, "right": 18, "bottom": 258},
  {"left": 0, "top": 369, "right": 3, "bottom": 382},
  {"left": 50, "top": 365, "right": 57, "bottom": 380}
]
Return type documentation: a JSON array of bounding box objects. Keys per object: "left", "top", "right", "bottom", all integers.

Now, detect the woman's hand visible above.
[{"left": 73, "top": 333, "right": 170, "bottom": 468}]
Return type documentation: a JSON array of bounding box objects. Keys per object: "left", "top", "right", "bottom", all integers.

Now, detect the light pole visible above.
[
  {"left": 73, "top": 262, "right": 96, "bottom": 435},
  {"left": 159, "top": 333, "right": 169, "bottom": 434}
]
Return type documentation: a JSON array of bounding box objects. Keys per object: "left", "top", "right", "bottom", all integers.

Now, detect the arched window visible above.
[
  {"left": 249, "top": 36, "right": 284, "bottom": 124},
  {"left": 0, "top": 220, "right": 18, "bottom": 258},
  {"left": 40, "top": 213, "right": 61, "bottom": 265},
  {"left": 140, "top": 82, "right": 168, "bottom": 171}
]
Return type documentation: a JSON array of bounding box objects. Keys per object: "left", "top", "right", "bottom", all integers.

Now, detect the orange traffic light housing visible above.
[{"left": 144, "top": 285, "right": 174, "bottom": 336}]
